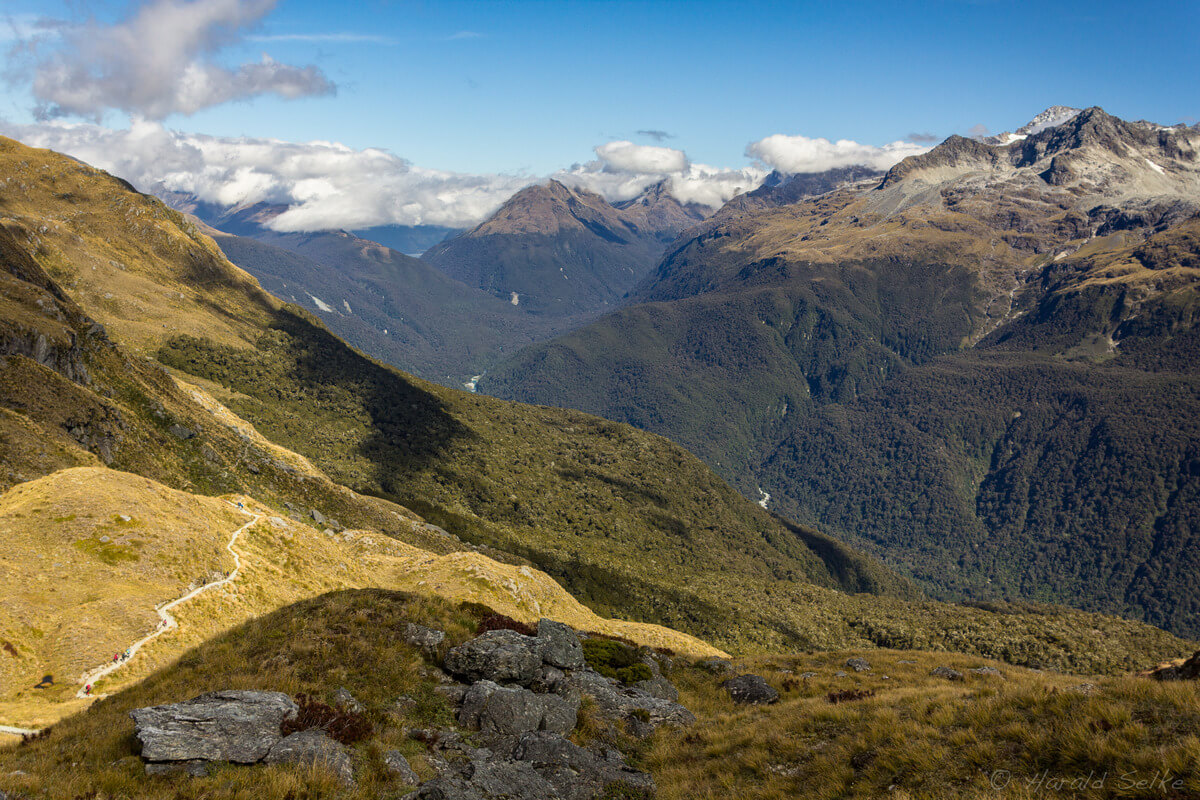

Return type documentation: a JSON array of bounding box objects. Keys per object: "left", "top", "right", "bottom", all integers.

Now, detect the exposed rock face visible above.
[
  {"left": 512, "top": 731, "right": 657, "bottom": 800},
  {"left": 722, "top": 674, "right": 780, "bottom": 705},
  {"left": 458, "top": 680, "right": 579, "bottom": 737},
  {"left": 697, "top": 657, "right": 734, "bottom": 674},
  {"left": 536, "top": 619, "right": 584, "bottom": 670},
  {"left": 633, "top": 674, "right": 679, "bottom": 702},
  {"left": 263, "top": 730, "right": 354, "bottom": 785},
  {"left": 129, "top": 690, "right": 298, "bottom": 764},
  {"left": 444, "top": 629, "right": 544, "bottom": 686}
]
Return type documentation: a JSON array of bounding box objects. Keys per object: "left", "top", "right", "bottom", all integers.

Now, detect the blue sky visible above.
[
  {"left": 3, "top": 0, "right": 1197, "bottom": 174},
  {"left": 0, "top": 0, "right": 1195, "bottom": 231}
]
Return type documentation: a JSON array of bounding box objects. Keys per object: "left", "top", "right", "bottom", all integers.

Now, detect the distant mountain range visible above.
[
  {"left": 481, "top": 107, "right": 1200, "bottom": 638},
  {"left": 422, "top": 179, "right": 708, "bottom": 317},
  {"left": 158, "top": 179, "right": 708, "bottom": 385}
]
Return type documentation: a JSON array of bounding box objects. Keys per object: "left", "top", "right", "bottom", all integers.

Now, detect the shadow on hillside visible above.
[{"left": 157, "top": 306, "right": 471, "bottom": 484}]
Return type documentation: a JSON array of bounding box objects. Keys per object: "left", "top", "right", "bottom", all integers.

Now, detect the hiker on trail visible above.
[
  {"left": 84, "top": 684, "right": 92, "bottom": 696},
  {"left": 112, "top": 653, "right": 119, "bottom": 663},
  {"left": 237, "top": 501, "right": 244, "bottom": 510},
  {"left": 123, "top": 649, "right": 131, "bottom": 661}
]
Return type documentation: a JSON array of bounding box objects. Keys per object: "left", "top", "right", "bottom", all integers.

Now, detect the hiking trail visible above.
[{"left": 72, "top": 501, "right": 260, "bottom": 699}]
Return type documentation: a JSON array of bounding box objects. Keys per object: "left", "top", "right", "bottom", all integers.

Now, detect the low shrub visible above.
[
  {"left": 476, "top": 613, "right": 536, "bottom": 637},
  {"left": 583, "top": 639, "right": 653, "bottom": 684},
  {"left": 282, "top": 693, "right": 374, "bottom": 744}
]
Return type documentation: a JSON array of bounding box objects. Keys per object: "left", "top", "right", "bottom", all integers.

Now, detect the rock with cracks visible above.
[
  {"left": 459, "top": 680, "right": 579, "bottom": 736},
  {"left": 130, "top": 690, "right": 297, "bottom": 764},
  {"left": 444, "top": 629, "right": 544, "bottom": 686},
  {"left": 565, "top": 669, "right": 694, "bottom": 736},
  {"left": 536, "top": 619, "right": 585, "bottom": 670}
]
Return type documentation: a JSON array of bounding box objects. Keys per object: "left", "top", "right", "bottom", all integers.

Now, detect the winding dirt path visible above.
[{"left": 73, "top": 503, "right": 260, "bottom": 699}]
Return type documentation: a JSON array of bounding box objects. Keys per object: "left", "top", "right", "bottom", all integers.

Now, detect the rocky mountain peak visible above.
[{"left": 1015, "top": 105, "right": 1083, "bottom": 136}]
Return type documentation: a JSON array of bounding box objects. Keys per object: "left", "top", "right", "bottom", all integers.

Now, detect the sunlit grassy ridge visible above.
[{"left": 0, "top": 468, "right": 721, "bottom": 729}]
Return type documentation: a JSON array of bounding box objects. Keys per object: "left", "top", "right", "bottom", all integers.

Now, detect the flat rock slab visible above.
[{"left": 130, "top": 690, "right": 298, "bottom": 764}]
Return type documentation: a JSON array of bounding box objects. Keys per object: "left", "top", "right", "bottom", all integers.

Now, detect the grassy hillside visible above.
[
  {"left": 2, "top": 590, "right": 1196, "bottom": 799},
  {"left": 0, "top": 468, "right": 720, "bottom": 729},
  {"left": 648, "top": 650, "right": 1200, "bottom": 800}
]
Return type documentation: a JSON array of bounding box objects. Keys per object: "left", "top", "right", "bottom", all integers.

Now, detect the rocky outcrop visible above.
[
  {"left": 929, "top": 666, "right": 964, "bottom": 681},
  {"left": 537, "top": 619, "right": 584, "bottom": 670},
  {"left": 129, "top": 690, "right": 298, "bottom": 765},
  {"left": 458, "top": 680, "right": 578, "bottom": 736},
  {"left": 565, "top": 669, "right": 695, "bottom": 735},
  {"left": 385, "top": 750, "right": 422, "bottom": 785},
  {"left": 1145, "top": 650, "right": 1200, "bottom": 681},
  {"left": 405, "top": 731, "right": 655, "bottom": 800},
  {"left": 444, "top": 629, "right": 544, "bottom": 686}
]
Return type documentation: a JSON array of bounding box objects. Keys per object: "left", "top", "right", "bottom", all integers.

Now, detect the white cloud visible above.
[
  {"left": 20, "top": 0, "right": 334, "bottom": 120},
  {"left": 554, "top": 141, "right": 766, "bottom": 209},
  {"left": 595, "top": 140, "right": 689, "bottom": 174},
  {"left": 745, "top": 133, "right": 931, "bottom": 174},
  {"left": 0, "top": 119, "right": 533, "bottom": 230}
]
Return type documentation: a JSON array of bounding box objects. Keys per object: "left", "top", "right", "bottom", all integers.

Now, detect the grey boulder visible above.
[
  {"left": 536, "top": 619, "right": 584, "bottom": 670},
  {"left": 722, "top": 674, "right": 780, "bottom": 705},
  {"left": 459, "top": 680, "right": 579, "bottom": 736},
  {"left": 406, "top": 760, "right": 557, "bottom": 800},
  {"left": 846, "top": 657, "right": 871, "bottom": 673},
  {"left": 444, "top": 630, "right": 543, "bottom": 686},
  {"left": 385, "top": 749, "right": 422, "bottom": 785},
  {"left": 130, "top": 690, "right": 297, "bottom": 764},
  {"left": 930, "top": 666, "right": 964, "bottom": 681}
]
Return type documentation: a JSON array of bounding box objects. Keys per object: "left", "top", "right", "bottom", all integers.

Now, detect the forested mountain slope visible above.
[{"left": 483, "top": 108, "right": 1200, "bottom": 637}]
